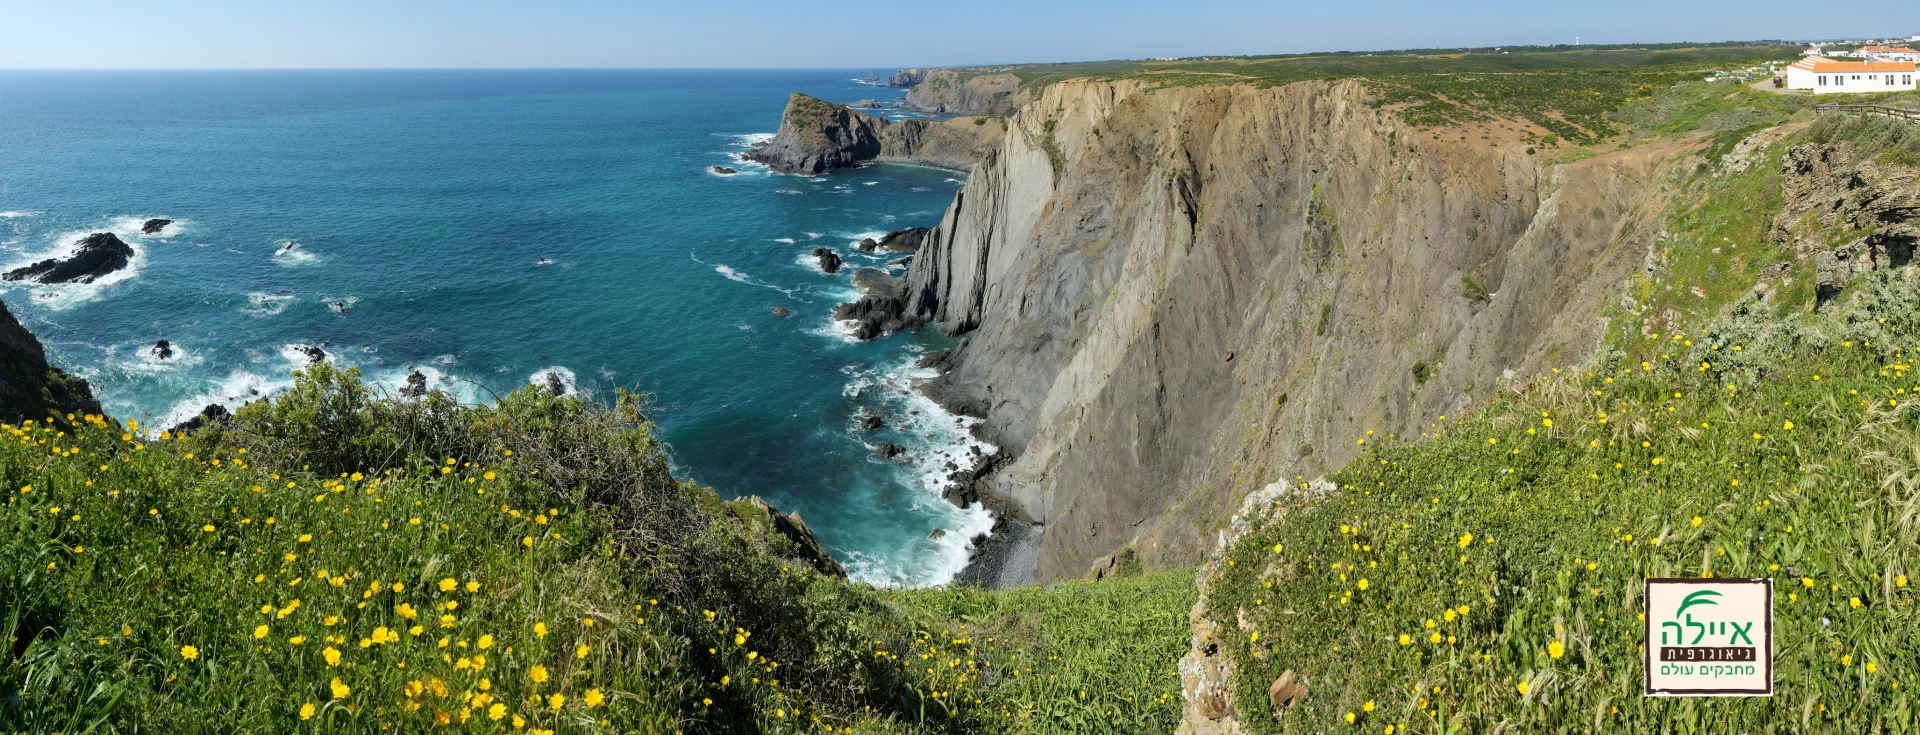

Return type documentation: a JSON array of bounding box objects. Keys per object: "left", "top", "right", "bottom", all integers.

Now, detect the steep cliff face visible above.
[
  {"left": 905, "top": 78, "right": 1680, "bottom": 583},
  {"left": 746, "top": 93, "right": 1004, "bottom": 174},
  {"left": 905, "top": 70, "right": 1031, "bottom": 116},
  {"left": 886, "top": 68, "right": 928, "bottom": 87},
  {"left": 1774, "top": 135, "right": 1920, "bottom": 303},
  {"left": 1, "top": 297, "right": 103, "bottom": 424}
]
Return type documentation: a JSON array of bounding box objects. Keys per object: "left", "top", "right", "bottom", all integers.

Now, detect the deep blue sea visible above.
[{"left": 0, "top": 69, "right": 994, "bottom": 587}]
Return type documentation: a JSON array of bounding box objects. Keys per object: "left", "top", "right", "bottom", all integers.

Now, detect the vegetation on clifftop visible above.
[{"left": 0, "top": 361, "right": 1193, "bottom": 733}]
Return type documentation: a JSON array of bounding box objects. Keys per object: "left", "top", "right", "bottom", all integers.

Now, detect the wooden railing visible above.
[{"left": 1814, "top": 103, "right": 1920, "bottom": 122}]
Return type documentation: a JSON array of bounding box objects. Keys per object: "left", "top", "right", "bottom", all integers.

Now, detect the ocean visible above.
[{"left": 0, "top": 69, "right": 995, "bottom": 587}]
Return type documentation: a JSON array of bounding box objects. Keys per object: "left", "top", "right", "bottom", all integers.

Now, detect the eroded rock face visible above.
[
  {"left": 744, "top": 94, "right": 1003, "bottom": 175},
  {"left": 0, "top": 297, "right": 102, "bottom": 424},
  {"left": 4, "top": 232, "right": 135, "bottom": 284},
  {"left": 1776, "top": 137, "right": 1920, "bottom": 304},
  {"left": 887, "top": 68, "right": 928, "bottom": 88},
  {"left": 900, "top": 78, "right": 1678, "bottom": 583},
  {"left": 905, "top": 70, "right": 1028, "bottom": 115}
]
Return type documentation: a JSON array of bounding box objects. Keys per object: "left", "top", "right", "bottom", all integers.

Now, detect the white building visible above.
[
  {"left": 1858, "top": 45, "right": 1920, "bottom": 62},
  {"left": 1786, "top": 57, "right": 1918, "bottom": 93}
]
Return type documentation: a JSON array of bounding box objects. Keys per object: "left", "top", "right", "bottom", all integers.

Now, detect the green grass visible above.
[
  {"left": 0, "top": 363, "right": 1195, "bottom": 733},
  {"left": 879, "top": 568, "right": 1196, "bottom": 733},
  {"left": 1203, "top": 268, "right": 1920, "bottom": 733},
  {"left": 938, "top": 45, "right": 1801, "bottom": 145}
]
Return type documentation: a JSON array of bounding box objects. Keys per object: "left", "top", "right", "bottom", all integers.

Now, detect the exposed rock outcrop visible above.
[
  {"left": 905, "top": 70, "right": 1029, "bottom": 115},
  {"left": 733, "top": 496, "right": 847, "bottom": 577},
  {"left": 141, "top": 218, "right": 172, "bottom": 235},
  {"left": 745, "top": 94, "right": 1003, "bottom": 175},
  {"left": 898, "top": 77, "right": 1678, "bottom": 584},
  {"left": 832, "top": 269, "right": 918, "bottom": 339},
  {"left": 887, "top": 69, "right": 929, "bottom": 88},
  {"left": 151, "top": 340, "right": 174, "bottom": 360},
  {"left": 1775, "top": 134, "right": 1919, "bottom": 304},
  {"left": 169, "top": 404, "right": 232, "bottom": 435},
  {"left": 4, "top": 232, "right": 135, "bottom": 284},
  {"left": 0, "top": 297, "right": 103, "bottom": 425}
]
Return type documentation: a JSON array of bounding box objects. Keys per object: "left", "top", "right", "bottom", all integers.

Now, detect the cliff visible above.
[
  {"left": 886, "top": 68, "right": 928, "bottom": 87},
  {"left": 1, "top": 296, "right": 102, "bottom": 424},
  {"left": 904, "top": 70, "right": 1030, "bottom": 115},
  {"left": 745, "top": 93, "right": 1005, "bottom": 175},
  {"left": 899, "top": 78, "right": 1682, "bottom": 584}
]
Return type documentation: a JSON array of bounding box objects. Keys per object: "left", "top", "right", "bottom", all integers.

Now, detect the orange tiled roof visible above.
[
  {"left": 1791, "top": 57, "right": 1916, "bottom": 73},
  {"left": 1858, "top": 45, "right": 1918, "bottom": 53}
]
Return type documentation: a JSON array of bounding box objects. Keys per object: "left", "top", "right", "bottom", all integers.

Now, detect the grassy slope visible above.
[
  {"left": 1204, "top": 119, "right": 1920, "bottom": 733},
  {"left": 0, "top": 363, "right": 1193, "bottom": 734}
]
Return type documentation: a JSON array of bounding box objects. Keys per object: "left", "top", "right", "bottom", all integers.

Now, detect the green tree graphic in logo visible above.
[{"left": 1660, "top": 589, "right": 1754, "bottom": 645}]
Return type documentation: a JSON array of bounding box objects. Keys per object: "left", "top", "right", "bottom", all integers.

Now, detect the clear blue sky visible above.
[{"left": 2, "top": 0, "right": 1913, "bottom": 69}]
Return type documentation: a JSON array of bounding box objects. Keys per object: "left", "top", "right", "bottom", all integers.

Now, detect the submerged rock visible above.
[
  {"left": 710, "top": 165, "right": 738, "bottom": 175},
  {"left": 141, "top": 218, "right": 172, "bottom": 235},
  {"left": 3, "top": 232, "right": 135, "bottom": 284},
  {"left": 770, "top": 305, "right": 791, "bottom": 317}
]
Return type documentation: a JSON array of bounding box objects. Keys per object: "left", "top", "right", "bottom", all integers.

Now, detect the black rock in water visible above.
[
  {"left": 875, "top": 227, "right": 931, "bottom": 252},
  {"left": 170, "top": 403, "right": 231, "bottom": 435},
  {"left": 876, "top": 442, "right": 904, "bottom": 459},
  {"left": 399, "top": 370, "right": 429, "bottom": 398},
  {"left": 141, "top": 218, "right": 173, "bottom": 235},
  {"left": 329, "top": 301, "right": 350, "bottom": 314},
  {"left": 151, "top": 339, "right": 174, "bottom": 360},
  {"left": 295, "top": 345, "right": 328, "bottom": 365},
  {"left": 545, "top": 372, "right": 568, "bottom": 396},
  {"left": 810, "top": 247, "right": 843, "bottom": 274},
  {"left": 860, "top": 415, "right": 885, "bottom": 431},
  {"left": 711, "top": 166, "right": 738, "bottom": 175},
  {"left": 3, "top": 232, "right": 135, "bottom": 284},
  {"left": 858, "top": 238, "right": 879, "bottom": 252},
  {"left": 770, "top": 305, "right": 791, "bottom": 317}
]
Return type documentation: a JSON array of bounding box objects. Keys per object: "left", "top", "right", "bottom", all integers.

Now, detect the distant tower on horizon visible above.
[{"left": 1575, "top": 36, "right": 1581, "bottom": 46}]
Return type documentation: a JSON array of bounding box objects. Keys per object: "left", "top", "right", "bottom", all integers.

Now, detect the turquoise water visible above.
[{"left": 0, "top": 70, "right": 995, "bottom": 587}]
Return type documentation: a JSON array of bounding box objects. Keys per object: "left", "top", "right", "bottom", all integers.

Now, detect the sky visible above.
[{"left": 2, "top": 0, "right": 1915, "bottom": 69}]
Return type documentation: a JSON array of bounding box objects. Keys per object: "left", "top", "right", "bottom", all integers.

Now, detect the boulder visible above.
[
  {"left": 544, "top": 372, "right": 568, "bottom": 396},
  {"left": 770, "top": 305, "right": 791, "bottom": 317},
  {"left": 151, "top": 339, "right": 174, "bottom": 360},
  {"left": 295, "top": 345, "right": 328, "bottom": 365},
  {"left": 858, "top": 238, "right": 879, "bottom": 252},
  {"left": 810, "top": 247, "right": 843, "bottom": 274},
  {"left": 3, "top": 232, "right": 135, "bottom": 284},
  {"left": 141, "top": 218, "right": 172, "bottom": 235},
  {"left": 875, "top": 227, "right": 931, "bottom": 252},
  {"left": 710, "top": 165, "right": 738, "bottom": 175},
  {"left": 169, "top": 403, "right": 231, "bottom": 435},
  {"left": 859, "top": 415, "right": 885, "bottom": 431},
  {"left": 875, "top": 442, "right": 904, "bottom": 459}
]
